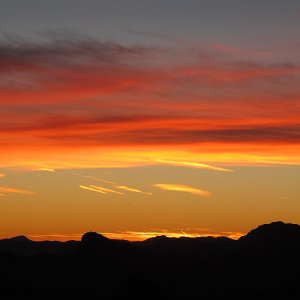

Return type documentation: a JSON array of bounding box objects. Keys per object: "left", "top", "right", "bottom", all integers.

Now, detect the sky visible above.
[{"left": 0, "top": 0, "right": 300, "bottom": 241}]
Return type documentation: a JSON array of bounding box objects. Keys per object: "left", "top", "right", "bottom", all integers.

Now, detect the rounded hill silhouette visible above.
[
  {"left": 81, "top": 232, "right": 109, "bottom": 243},
  {"left": 240, "top": 221, "right": 300, "bottom": 243}
]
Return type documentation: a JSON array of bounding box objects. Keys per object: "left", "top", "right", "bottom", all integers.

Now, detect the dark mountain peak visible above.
[
  {"left": 240, "top": 221, "right": 300, "bottom": 243},
  {"left": 141, "top": 235, "right": 170, "bottom": 246},
  {"left": 146, "top": 235, "right": 168, "bottom": 241},
  {"left": 79, "top": 232, "right": 137, "bottom": 255},
  {"left": 81, "top": 232, "right": 109, "bottom": 244},
  {"left": 8, "top": 235, "right": 31, "bottom": 243}
]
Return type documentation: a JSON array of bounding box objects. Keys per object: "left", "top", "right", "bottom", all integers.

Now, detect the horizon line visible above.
[{"left": 1, "top": 230, "right": 245, "bottom": 242}]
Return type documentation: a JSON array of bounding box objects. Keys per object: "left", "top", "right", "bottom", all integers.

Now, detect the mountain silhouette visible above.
[
  {"left": 8, "top": 235, "right": 31, "bottom": 242},
  {"left": 80, "top": 231, "right": 110, "bottom": 252},
  {"left": 240, "top": 221, "right": 300, "bottom": 243},
  {"left": 81, "top": 231, "right": 110, "bottom": 243},
  {"left": 238, "top": 221, "right": 300, "bottom": 258},
  {"left": 0, "top": 235, "right": 78, "bottom": 256},
  {"left": 1, "top": 221, "right": 300, "bottom": 299}
]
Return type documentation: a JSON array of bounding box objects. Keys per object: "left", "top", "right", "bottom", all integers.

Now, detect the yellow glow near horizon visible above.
[{"left": 20, "top": 229, "right": 244, "bottom": 242}]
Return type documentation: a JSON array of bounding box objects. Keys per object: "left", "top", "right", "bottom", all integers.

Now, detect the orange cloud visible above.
[
  {"left": 0, "top": 174, "right": 6, "bottom": 178},
  {"left": 154, "top": 184, "right": 212, "bottom": 197},
  {"left": 0, "top": 186, "right": 35, "bottom": 195}
]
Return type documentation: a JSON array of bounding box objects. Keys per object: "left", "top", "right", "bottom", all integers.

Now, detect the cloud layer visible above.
[{"left": 1, "top": 36, "right": 300, "bottom": 168}]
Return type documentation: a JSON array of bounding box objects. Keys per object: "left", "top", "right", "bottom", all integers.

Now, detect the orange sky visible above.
[
  {"left": 0, "top": 37, "right": 300, "bottom": 241},
  {"left": 1, "top": 40, "right": 300, "bottom": 169}
]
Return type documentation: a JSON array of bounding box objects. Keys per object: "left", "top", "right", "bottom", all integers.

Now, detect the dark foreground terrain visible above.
[{"left": 1, "top": 221, "right": 300, "bottom": 299}]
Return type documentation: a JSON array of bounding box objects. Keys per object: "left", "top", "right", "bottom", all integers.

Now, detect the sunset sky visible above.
[{"left": 1, "top": 0, "right": 300, "bottom": 241}]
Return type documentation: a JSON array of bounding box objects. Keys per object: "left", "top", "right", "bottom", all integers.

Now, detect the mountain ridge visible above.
[
  {"left": 1, "top": 221, "right": 300, "bottom": 256},
  {"left": 1, "top": 221, "right": 300, "bottom": 298}
]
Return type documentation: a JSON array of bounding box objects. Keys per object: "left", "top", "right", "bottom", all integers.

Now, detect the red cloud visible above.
[{"left": 0, "top": 37, "right": 299, "bottom": 168}]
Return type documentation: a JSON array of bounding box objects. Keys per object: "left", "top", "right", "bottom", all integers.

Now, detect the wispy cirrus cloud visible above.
[
  {"left": 86, "top": 176, "right": 117, "bottom": 185},
  {"left": 79, "top": 185, "right": 107, "bottom": 194},
  {"left": 35, "top": 168, "right": 55, "bottom": 172},
  {"left": 74, "top": 171, "right": 152, "bottom": 195},
  {"left": 116, "top": 185, "right": 152, "bottom": 195},
  {"left": 154, "top": 184, "right": 211, "bottom": 197},
  {"left": 79, "top": 184, "right": 123, "bottom": 195},
  {"left": 0, "top": 186, "right": 35, "bottom": 195},
  {"left": 155, "top": 159, "right": 232, "bottom": 172}
]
